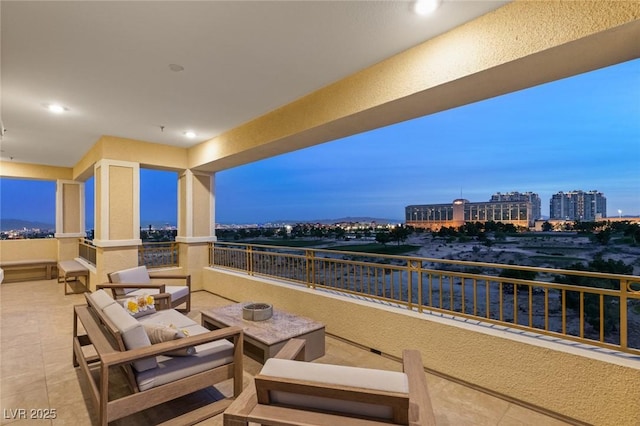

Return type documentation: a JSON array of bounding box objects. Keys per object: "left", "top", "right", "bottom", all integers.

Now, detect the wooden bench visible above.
[
  {"left": 0, "top": 259, "right": 57, "bottom": 283},
  {"left": 58, "top": 260, "right": 89, "bottom": 294}
]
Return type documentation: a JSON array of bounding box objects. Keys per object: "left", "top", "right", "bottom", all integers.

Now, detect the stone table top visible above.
[{"left": 202, "top": 303, "right": 325, "bottom": 346}]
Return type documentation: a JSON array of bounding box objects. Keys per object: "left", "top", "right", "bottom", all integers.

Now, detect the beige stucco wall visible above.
[
  {"left": 72, "top": 135, "right": 189, "bottom": 181},
  {"left": 0, "top": 239, "right": 58, "bottom": 262},
  {"left": 0, "top": 239, "right": 59, "bottom": 281},
  {"left": 203, "top": 268, "right": 640, "bottom": 426},
  {"left": 94, "top": 246, "right": 139, "bottom": 291},
  {"left": 95, "top": 164, "right": 103, "bottom": 240},
  {"left": 57, "top": 237, "right": 79, "bottom": 261},
  {"left": 178, "top": 243, "right": 209, "bottom": 291},
  {"left": 108, "top": 165, "right": 134, "bottom": 241},
  {"left": 62, "top": 183, "right": 81, "bottom": 234},
  {"left": 193, "top": 174, "right": 211, "bottom": 237},
  {"left": 0, "top": 161, "right": 72, "bottom": 180},
  {"left": 178, "top": 172, "right": 188, "bottom": 235}
]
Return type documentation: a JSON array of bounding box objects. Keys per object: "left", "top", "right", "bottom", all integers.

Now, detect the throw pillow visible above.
[{"left": 142, "top": 324, "right": 196, "bottom": 357}]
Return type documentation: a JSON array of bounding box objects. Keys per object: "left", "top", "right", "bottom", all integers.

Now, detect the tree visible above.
[
  {"left": 390, "top": 225, "right": 411, "bottom": 245},
  {"left": 623, "top": 223, "right": 640, "bottom": 244},
  {"left": 593, "top": 229, "right": 611, "bottom": 245},
  {"left": 499, "top": 268, "right": 537, "bottom": 293},
  {"left": 554, "top": 256, "right": 632, "bottom": 334},
  {"left": 542, "top": 221, "right": 553, "bottom": 232},
  {"left": 375, "top": 232, "right": 391, "bottom": 245}
]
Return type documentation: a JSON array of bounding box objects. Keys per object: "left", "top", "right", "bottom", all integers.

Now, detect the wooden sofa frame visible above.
[
  {"left": 73, "top": 294, "right": 243, "bottom": 425},
  {"left": 224, "top": 339, "right": 436, "bottom": 426}
]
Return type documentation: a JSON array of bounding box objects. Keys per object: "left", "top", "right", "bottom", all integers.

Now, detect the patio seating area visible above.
[{"left": 0, "top": 278, "right": 572, "bottom": 425}]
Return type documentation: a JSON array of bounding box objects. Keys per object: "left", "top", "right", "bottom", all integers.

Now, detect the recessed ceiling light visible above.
[
  {"left": 47, "top": 103, "right": 67, "bottom": 113},
  {"left": 414, "top": 0, "right": 440, "bottom": 16},
  {"left": 184, "top": 131, "right": 196, "bottom": 138}
]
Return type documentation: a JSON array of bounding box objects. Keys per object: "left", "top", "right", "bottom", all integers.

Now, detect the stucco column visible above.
[
  {"left": 55, "top": 179, "right": 85, "bottom": 261},
  {"left": 92, "top": 159, "right": 141, "bottom": 287},
  {"left": 176, "top": 169, "right": 216, "bottom": 290}
]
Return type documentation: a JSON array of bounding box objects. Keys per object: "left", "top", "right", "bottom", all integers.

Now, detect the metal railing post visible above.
[
  {"left": 306, "top": 250, "right": 315, "bottom": 289},
  {"left": 620, "top": 278, "right": 628, "bottom": 351}
]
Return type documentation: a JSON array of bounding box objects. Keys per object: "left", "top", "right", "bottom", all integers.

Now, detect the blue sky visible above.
[
  {"left": 215, "top": 59, "right": 640, "bottom": 223},
  {"left": 1, "top": 59, "right": 639, "bottom": 227}
]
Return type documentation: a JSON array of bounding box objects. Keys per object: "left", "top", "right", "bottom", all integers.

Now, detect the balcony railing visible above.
[
  {"left": 210, "top": 241, "right": 640, "bottom": 355},
  {"left": 78, "top": 238, "right": 96, "bottom": 265},
  {"left": 139, "top": 242, "right": 179, "bottom": 268}
]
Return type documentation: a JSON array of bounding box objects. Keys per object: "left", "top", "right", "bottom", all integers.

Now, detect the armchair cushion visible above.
[
  {"left": 258, "top": 358, "right": 409, "bottom": 421},
  {"left": 127, "top": 285, "right": 189, "bottom": 304},
  {"left": 108, "top": 266, "right": 151, "bottom": 296}
]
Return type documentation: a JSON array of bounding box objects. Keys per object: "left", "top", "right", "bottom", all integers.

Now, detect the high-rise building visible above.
[
  {"left": 491, "top": 192, "right": 542, "bottom": 220},
  {"left": 406, "top": 197, "right": 534, "bottom": 230},
  {"left": 549, "top": 190, "right": 606, "bottom": 221}
]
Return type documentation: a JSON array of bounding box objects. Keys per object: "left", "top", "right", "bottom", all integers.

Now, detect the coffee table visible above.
[{"left": 201, "top": 303, "right": 325, "bottom": 363}]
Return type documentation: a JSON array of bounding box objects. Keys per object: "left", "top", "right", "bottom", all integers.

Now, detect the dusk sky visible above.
[{"left": 1, "top": 59, "right": 639, "bottom": 227}]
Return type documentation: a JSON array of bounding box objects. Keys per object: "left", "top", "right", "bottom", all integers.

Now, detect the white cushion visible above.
[
  {"left": 137, "top": 308, "right": 196, "bottom": 329},
  {"left": 88, "top": 289, "right": 116, "bottom": 311},
  {"left": 109, "top": 266, "right": 151, "bottom": 295},
  {"left": 135, "top": 338, "right": 234, "bottom": 391},
  {"left": 128, "top": 285, "right": 188, "bottom": 302},
  {"left": 102, "top": 303, "right": 157, "bottom": 372},
  {"left": 259, "top": 359, "right": 409, "bottom": 420}
]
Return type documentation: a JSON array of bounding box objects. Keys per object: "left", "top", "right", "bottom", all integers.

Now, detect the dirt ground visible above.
[{"left": 408, "top": 233, "right": 640, "bottom": 276}]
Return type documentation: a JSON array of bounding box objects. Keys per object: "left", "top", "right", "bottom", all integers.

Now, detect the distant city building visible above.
[
  {"left": 491, "top": 192, "right": 542, "bottom": 220},
  {"left": 406, "top": 196, "right": 534, "bottom": 230},
  {"left": 549, "top": 190, "right": 606, "bottom": 221}
]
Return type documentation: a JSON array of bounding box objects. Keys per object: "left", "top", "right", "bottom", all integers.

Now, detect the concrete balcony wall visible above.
[
  {"left": 0, "top": 239, "right": 58, "bottom": 262},
  {"left": 0, "top": 239, "right": 58, "bottom": 281},
  {"left": 203, "top": 267, "right": 640, "bottom": 426}
]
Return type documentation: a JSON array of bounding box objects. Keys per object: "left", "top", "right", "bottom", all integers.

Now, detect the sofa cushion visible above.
[
  {"left": 87, "top": 289, "right": 116, "bottom": 311},
  {"left": 137, "top": 308, "right": 197, "bottom": 329},
  {"left": 135, "top": 337, "right": 235, "bottom": 391},
  {"left": 102, "top": 303, "right": 157, "bottom": 372},
  {"left": 143, "top": 323, "right": 195, "bottom": 357},
  {"left": 259, "top": 358, "right": 409, "bottom": 420},
  {"left": 109, "top": 266, "right": 151, "bottom": 296}
]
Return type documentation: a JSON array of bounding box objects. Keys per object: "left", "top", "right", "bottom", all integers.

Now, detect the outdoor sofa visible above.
[{"left": 73, "top": 289, "right": 243, "bottom": 425}]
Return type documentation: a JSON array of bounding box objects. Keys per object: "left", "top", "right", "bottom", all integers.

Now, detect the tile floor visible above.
[{"left": 0, "top": 278, "right": 574, "bottom": 425}]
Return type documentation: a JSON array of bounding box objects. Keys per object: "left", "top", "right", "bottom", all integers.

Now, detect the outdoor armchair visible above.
[
  {"left": 102, "top": 265, "right": 191, "bottom": 312},
  {"left": 224, "top": 339, "right": 436, "bottom": 426}
]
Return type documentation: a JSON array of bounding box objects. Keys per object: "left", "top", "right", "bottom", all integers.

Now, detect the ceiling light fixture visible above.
[
  {"left": 414, "top": 0, "right": 441, "bottom": 16},
  {"left": 184, "top": 131, "right": 196, "bottom": 138},
  {"left": 47, "top": 103, "right": 67, "bottom": 113}
]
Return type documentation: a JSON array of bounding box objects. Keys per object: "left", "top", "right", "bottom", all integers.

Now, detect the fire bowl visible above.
[{"left": 242, "top": 303, "right": 273, "bottom": 321}]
